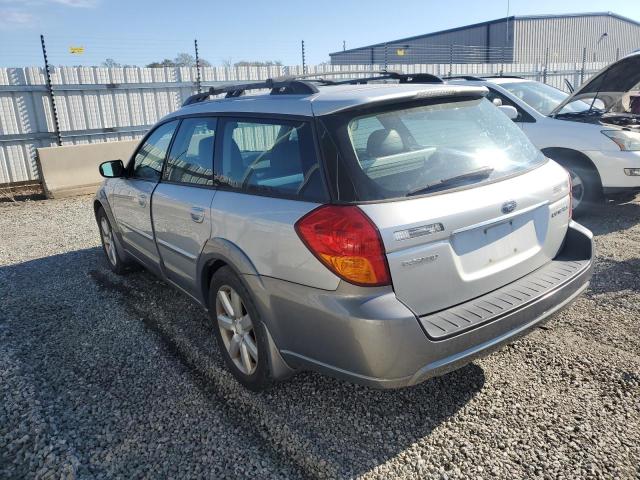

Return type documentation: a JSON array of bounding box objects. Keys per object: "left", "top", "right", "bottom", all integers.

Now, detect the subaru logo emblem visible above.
[{"left": 501, "top": 200, "right": 517, "bottom": 214}]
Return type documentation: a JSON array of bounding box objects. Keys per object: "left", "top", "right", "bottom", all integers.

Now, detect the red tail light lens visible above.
[{"left": 295, "top": 205, "right": 391, "bottom": 287}]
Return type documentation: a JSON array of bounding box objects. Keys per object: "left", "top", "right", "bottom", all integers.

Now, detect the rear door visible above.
[
  {"left": 110, "top": 120, "right": 179, "bottom": 264},
  {"left": 152, "top": 117, "right": 217, "bottom": 295}
]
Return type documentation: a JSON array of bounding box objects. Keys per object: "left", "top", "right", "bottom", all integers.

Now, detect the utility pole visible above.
[
  {"left": 343, "top": 40, "right": 346, "bottom": 51},
  {"left": 384, "top": 43, "right": 388, "bottom": 69},
  {"left": 301, "top": 40, "right": 306, "bottom": 74},
  {"left": 194, "top": 39, "right": 202, "bottom": 93},
  {"left": 40, "top": 34, "right": 62, "bottom": 146}
]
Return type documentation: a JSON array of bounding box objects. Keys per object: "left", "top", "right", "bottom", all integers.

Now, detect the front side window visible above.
[
  {"left": 485, "top": 88, "right": 531, "bottom": 122},
  {"left": 321, "top": 97, "right": 546, "bottom": 202},
  {"left": 499, "top": 81, "right": 582, "bottom": 115},
  {"left": 215, "top": 118, "right": 327, "bottom": 201},
  {"left": 132, "top": 120, "right": 178, "bottom": 181},
  {"left": 164, "top": 117, "right": 216, "bottom": 186}
]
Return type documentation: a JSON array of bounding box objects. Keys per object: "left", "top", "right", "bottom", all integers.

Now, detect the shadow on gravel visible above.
[
  {"left": 590, "top": 257, "right": 640, "bottom": 294},
  {"left": 88, "top": 263, "right": 486, "bottom": 478},
  {"left": 1, "top": 248, "right": 485, "bottom": 478},
  {"left": 577, "top": 195, "right": 640, "bottom": 236}
]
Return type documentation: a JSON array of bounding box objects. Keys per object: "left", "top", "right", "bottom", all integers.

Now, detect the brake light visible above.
[
  {"left": 567, "top": 170, "right": 573, "bottom": 219},
  {"left": 295, "top": 205, "right": 391, "bottom": 287}
]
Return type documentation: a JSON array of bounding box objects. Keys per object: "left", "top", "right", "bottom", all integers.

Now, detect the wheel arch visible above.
[
  {"left": 197, "top": 237, "right": 263, "bottom": 310},
  {"left": 541, "top": 147, "right": 603, "bottom": 192},
  {"left": 198, "top": 238, "right": 295, "bottom": 380}
]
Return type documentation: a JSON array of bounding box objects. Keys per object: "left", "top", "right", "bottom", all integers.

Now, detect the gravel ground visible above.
[{"left": 1, "top": 194, "right": 639, "bottom": 479}]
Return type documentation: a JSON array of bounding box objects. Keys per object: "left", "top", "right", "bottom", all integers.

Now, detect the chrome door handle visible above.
[
  {"left": 137, "top": 194, "right": 147, "bottom": 206},
  {"left": 190, "top": 207, "right": 205, "bottom": 223}
]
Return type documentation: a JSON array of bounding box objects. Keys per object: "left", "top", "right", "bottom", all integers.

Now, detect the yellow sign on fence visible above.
[
  {"left": 396, "top": 48, "right": 406, "bottom": 56},
  {"left": 69, "top": 47, "right": 85, "bottom": 55}
]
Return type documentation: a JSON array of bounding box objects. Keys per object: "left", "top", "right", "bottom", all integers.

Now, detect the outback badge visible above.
[{"left": 501, "top": 200, "right": 517, "bottom": 214}]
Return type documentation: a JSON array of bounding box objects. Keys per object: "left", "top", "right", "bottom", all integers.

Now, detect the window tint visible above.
[
  {"left": 164, "top": 117, "right": 216, "bottom": 186},
  {"left": 323, "top": 97, "right": 545, "bottom": 202},
  {"left": 216, "top": 119, "right": 327, "bottom": 201},
  {"left": 132, "top": 120, "right": 178, "bottom": 181}
]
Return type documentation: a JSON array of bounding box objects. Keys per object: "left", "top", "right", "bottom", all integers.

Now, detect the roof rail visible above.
[
  {"left": 442, "top": 75, "right": 485, "bottom": 81},
  {"left": 182, "top": 77, "right": 321, "bottom": 106},
  {"left": 328, "top": 71, "right": 443, "bottom": 85},
  {"left": 483, "top": 75, "right": 525, "bottom": 79},
  {"left": 181, "top": 70, "right": 444, "bottom": 107}
]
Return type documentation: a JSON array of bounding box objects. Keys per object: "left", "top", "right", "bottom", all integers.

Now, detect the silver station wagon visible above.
[{"left": 95, "top": 72, "right": 594, "bottom": 390}]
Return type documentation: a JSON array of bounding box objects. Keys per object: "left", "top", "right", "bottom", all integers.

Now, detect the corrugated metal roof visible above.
[{"left": 329, "top": 12, "right": 640, "bottom": 57}]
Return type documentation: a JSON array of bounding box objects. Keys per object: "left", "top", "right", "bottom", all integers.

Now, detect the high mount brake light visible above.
[{"left": 295, "top": 205, "right": 391, "bottom": 287}]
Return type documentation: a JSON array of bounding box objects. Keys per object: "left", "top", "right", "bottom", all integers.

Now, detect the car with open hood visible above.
[{"left": 448, "top": 53, "right": 640, "bottom": 213}]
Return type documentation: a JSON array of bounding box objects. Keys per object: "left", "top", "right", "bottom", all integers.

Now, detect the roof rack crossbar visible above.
[
  {"left": 181, "top": 70, "right": 445, "bottom": 107},
  {"left": 182, "top": 78, "right": 321, "bottom": 106}
]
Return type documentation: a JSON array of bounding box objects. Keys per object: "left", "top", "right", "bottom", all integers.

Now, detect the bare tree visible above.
[
  {"left": 101, "top": 58, "right": 121, "bottom": 67},
  {"left": 234, "top": 60, "right": 283, "bottom": 67}
]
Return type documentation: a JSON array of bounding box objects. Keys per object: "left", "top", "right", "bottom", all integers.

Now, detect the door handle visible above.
[
  {"left": 190, "top": 207, "right": 205, "bottom": 223},
  {"left": 137, "top": 193, "right": 147, "bottom": 207}
]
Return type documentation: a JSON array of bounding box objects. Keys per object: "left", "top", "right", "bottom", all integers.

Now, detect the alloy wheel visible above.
[
  {"left": 215, "top": 285, "right": 258, "bottom": 375},
  {"left": 568, "top": 169, "right": 585, "bottom": 210},
  {"left": 100, "top": 217, "right": 118, "bottom": 266}
]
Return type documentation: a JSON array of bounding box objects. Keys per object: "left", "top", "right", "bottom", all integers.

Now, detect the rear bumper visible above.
[{"left": 252, "top": 221, "right": 593, "bottom": 389}]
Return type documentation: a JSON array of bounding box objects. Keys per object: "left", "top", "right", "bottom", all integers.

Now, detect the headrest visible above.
[
  {"left": 197, "top": 135, "right": 215, "bottom": 161},
  {"left": 366, "top": 129, "right": 405, "bottom": 158}
]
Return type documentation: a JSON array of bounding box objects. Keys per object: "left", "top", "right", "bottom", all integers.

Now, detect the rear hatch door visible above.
[{"left": 360, "top": 161, "right": 571, "bottom": 316}]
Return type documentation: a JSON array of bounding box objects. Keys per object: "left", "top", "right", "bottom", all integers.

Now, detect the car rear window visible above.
[{"left": 319, "top": 97, "right": 546, "bottom": 202}]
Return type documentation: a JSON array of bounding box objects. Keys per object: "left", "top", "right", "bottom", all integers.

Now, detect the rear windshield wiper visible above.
[{"left": 407, "top": 166, "right": 494, "bottom": 196}]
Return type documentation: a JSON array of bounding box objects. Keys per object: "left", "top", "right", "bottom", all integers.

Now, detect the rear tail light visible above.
[
  {"left": 567, "top": 170, "right": 573, "bottom": 219},
  {"left": 294, "top": 205, "right": 391, "bottom": 287}
]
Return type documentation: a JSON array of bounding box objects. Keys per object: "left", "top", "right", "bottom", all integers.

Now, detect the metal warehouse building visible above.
[{"left": 330, "top": 12, "right": 640, "bottom": 65}]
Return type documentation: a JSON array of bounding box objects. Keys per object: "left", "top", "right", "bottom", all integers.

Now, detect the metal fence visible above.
[{"left": 0, "top": 61, "right": 609, "bottom": 186}]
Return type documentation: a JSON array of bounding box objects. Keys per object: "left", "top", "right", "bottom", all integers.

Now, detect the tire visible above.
[
  {"left": 564, "top": 163, "right": 601, "bottom": 216},
  {"left": 208, "top": 266, "right": 271, "bottom": 391},
  {"left": 97, "top": 207, "right": 129, "bottom": 275}
]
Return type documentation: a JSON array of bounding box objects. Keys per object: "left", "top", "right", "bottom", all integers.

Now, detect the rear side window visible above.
[
  {"left": 132, "top": 120, "right": 178, "bottom": 181},
  {"left": 164, "top": 117, "right": 216, "bottom": 186},
  {"left": 215, "top": 118, "right": 327, "bottom": 201}
]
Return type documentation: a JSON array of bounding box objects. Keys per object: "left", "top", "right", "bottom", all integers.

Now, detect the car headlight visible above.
[{"left": 602, "top": 130, "right": 640, "bottom": 151}]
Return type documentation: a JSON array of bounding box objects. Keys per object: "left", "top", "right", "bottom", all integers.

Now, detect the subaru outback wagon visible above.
[{"left": 95, "top": 72, "right": 593, "bottom": 390}]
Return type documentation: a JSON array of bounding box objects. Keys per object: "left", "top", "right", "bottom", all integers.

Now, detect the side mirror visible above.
[
  {"left": 498, "top": 105, "right": 519, "bottom": 120},
  {"left": 492, "top": 98, "right": 503, "bottom": 107},
  {"left": 99, "top": 160, "right": 125, "bottom": 178}
]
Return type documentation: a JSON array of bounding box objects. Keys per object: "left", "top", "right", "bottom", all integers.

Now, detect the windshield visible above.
[
  {"left": 499, "top": 81, "right": 586, "bottom": 115},
  {"left": 320, "top": 97, "right": 546, "bottom": 202}
]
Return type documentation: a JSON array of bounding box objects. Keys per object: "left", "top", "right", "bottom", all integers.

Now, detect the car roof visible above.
[{"left": 164, "top": 83, "right": 488, "bottom": 119}]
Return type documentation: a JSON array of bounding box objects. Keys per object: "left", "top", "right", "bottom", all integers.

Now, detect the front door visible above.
[
  {"left": 151, "top": 117, "right": 217, "bottom": 296},
  {"left": 110, "top": 120, "right": 179, "bottom": 264}
]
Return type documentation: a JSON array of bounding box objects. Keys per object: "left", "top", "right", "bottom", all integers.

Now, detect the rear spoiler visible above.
[{"left": 320, "top": 86, "right": 489, "bottom": 116}]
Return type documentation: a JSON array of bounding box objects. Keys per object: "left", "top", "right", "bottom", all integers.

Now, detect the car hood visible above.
[{"left": 551, "top": 53, "right": 640, "bottom": 116}]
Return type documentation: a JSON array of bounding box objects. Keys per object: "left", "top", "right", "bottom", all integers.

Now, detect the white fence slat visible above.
[{"left": 0, "top": 62, "right": 609, "bottom": 185}]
